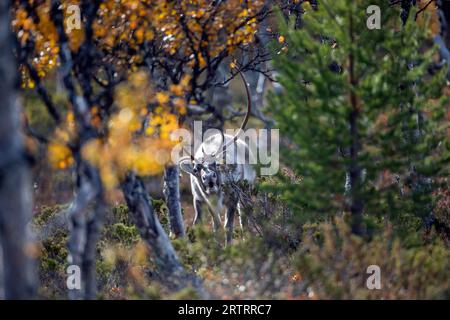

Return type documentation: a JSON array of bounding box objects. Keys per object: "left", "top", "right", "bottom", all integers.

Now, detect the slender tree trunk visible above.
[
  {"left": 164, "top": 165, "right": 186, "bottom": 238},
  {"left": 0, "top": 0, "right": 36, "bottom": 299},
  {"left": 436, "top": 0, "right": 450, "bottom": 79},
  {"left": 0, "top": 246, "right": 3, "bottom": 299},
  {"left": 437, "top": 0, "right": 450, "bottom": 43},
  {"left": 66, "top": 169, "right": 93, "bottom": 300},
  {"left": 348, "top": 109, "right": 364, "bottom": 235},
  {"left": 66, "top": 163, "right": 103, "bottom": 300},
  {"left": 347, "top": 13, "right": 364, "bottom": 236},
  {"left": 50, "top": 1, "right": 106, "bottom": 300},
  {"left": 83, "top": 199, "right": 105, "bottom": 299},
  {"left": 122, "top": 173, "right": 206, "bottom": 297}
]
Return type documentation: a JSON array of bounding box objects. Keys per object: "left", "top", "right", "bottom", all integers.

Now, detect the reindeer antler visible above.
[
  {"left": 179, "top": 69, "right": 252, "bottom": 165},
  {"left": 213, "top": 69, "right": 252, "bottom": 159}
]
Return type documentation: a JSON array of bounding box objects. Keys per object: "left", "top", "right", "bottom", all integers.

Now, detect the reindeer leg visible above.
[
  {"left": 237, "top": 202, "right": 251, "bottom": 240},
  {"left": 225, "top": 206, "right": 236, "bottom": 246},
  {"left": 205, "top": 195, "right": 223, "bottom": 233},
  {"left": 238, "top": 202, "right": 249, "bottom": 234},
  {"left": 208, "top": 208, "right": 222, "bottom": 232},
  {"left": 193, "top": 198, "right": 204, "bottom": 225}
]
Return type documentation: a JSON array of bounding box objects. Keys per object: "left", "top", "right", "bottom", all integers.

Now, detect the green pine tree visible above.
[{"left": 269, "top": 0, "right": 449, "bottom": 235}]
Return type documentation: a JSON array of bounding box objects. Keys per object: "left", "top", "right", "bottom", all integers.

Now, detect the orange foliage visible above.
[
  {"left": 82, "top": 71, "right": 184, "bottom": 189},
  {"left": 13, "top": 0, "right": 83, "bottom": 85},
  {"left": 13, "top": 0, "right": 264, "bottom": 189},
  {"left": 47, "top": 111, "right": 76, "bottom": 169},
  {"left": 13, "top": 0, "right": 263, "bottom": 84}
]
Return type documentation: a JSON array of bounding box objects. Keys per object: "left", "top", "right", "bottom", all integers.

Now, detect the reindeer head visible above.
[
  {"left": 180, "top": 158, "right": 220, "bottom": 194},
  {"left": 178, "top": 70, "right": 252, "bottom": 195}
]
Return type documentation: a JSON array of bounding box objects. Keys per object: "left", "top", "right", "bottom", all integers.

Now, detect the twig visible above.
[{"left": 415, "top": 0, "right": 435, "bottom": 20}]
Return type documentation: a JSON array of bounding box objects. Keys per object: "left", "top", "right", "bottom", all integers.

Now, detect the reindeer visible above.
[{"left": 179, "top": 71, "right": 256, "bottom": 245}]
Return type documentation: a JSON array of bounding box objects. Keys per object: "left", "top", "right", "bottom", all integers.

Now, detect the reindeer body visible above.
[
  {"left": 179, "top": 70, "right": 255, "bottom": 245},
  {"left": 188, "top": 134, "right": 255, "bottom": 243}
]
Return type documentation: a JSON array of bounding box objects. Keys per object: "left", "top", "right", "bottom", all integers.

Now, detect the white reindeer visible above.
[{"left": 179, "top": 71, "right": 256, "bottom": 245}]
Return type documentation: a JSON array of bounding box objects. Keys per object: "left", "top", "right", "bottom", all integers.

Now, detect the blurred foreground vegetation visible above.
[{"left": 34, "top": 181, "right": 449, "bottom": 299}]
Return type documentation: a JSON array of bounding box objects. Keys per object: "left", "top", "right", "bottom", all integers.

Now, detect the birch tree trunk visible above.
[
  {"left": 122, "top": 173, "right": 206, "bottom": 297},
  {"left": 0, "top": 0, "right": 36, "bottom": 299},
  {"left": 163, "top": 165, "right": 186, "bottom": 238},
  {"left": 50, "top": 1, "right": 105, "bottom": 299},
  {"left": 82, "top": 199, "right": 106, "bottom": 299},
  {"left": 66, "top": 163, "right": 104, "bottom": 300}
]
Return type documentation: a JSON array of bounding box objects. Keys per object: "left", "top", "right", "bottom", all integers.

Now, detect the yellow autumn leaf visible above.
[
  {"left": 156, "top": 92, "right": 170, "bottom": 105},
  {"left": 48, "top": 142, "right": 73, "bottom": 169}
]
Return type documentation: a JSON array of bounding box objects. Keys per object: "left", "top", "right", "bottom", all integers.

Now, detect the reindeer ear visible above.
[{"left": 179, "top": 159, "right": 195, "bottom": 175}]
